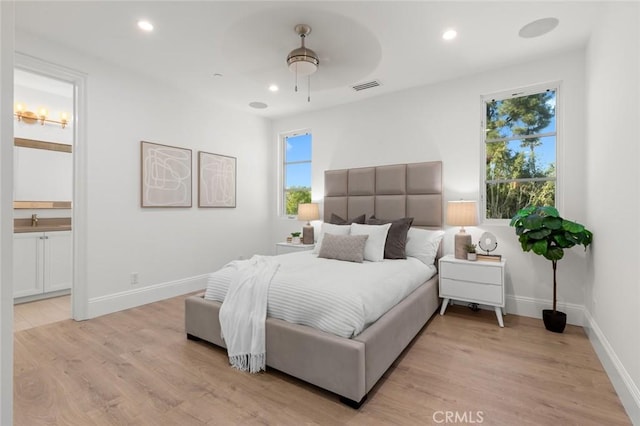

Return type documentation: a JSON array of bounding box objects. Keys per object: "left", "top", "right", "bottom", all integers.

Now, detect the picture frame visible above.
[
  {"left": 140, "top": 141, "right": 192, "bottom": 208},
  {"left": 198, "top": 151, "right": 236, "bottom": 208}
]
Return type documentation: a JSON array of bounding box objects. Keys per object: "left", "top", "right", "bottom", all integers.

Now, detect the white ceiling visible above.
[{"left": 14, "top": 1, "right": 603, "bottom": 119}]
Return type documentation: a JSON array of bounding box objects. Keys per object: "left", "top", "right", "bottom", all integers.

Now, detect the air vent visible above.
[{"left": 351, "top": 80, "right": 381, "bottom": 92}]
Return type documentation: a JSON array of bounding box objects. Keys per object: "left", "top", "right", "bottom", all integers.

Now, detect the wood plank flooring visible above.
[
  {"left": 14, "top": 295, "right": 630, "bottom": 425},
  {"left": 14, "top": 295, "right": 71, "bottom": 332}
]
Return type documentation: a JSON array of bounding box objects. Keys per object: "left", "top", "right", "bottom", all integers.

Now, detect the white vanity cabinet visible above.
[{"left": 14, "top": 230, "right": 72, "bottom": 299}]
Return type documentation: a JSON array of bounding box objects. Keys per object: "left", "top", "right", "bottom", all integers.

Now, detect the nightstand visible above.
[
  {"left": 275, "top": 242, "right": 315, "bottom": 255},
  {"left": 438, "top": 254, "right": 506, "bottom": 327}
]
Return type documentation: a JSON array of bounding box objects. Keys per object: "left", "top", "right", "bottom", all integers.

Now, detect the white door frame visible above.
[{"left": 14, "top": 53, "right": 89, "bottom": 320}]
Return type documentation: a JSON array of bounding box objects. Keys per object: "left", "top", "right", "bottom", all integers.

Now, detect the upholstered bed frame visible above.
[{"left": 185, "top": 161, "right": 443, "bottom": 407}]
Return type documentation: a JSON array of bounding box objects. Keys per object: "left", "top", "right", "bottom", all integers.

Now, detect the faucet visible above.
[{"left": 31, "top": 213, "right": 38, "bottom": 227}]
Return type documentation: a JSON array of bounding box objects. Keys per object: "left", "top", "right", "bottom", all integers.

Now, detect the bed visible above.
[{"left": 185, "top": 161, "right": 443, "bottom": 407}]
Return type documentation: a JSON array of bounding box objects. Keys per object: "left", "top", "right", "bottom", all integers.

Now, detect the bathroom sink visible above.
[
  {"left": 14, "top": 224, "right": 72, "bottom": 233},
  {"left": 13, "top": 217, "right": 72, "bottom": 233}
]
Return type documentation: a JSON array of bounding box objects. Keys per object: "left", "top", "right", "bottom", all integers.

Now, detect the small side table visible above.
[
  {"left": 275, "top": 242, "right": 315, "bottom": 255},
  {"left": 438, "top": 254, "right": 506, "bottom": 327}
]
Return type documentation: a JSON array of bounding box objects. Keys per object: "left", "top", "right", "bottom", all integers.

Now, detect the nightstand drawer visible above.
[
  {"left": 440, "top": 262, "right": 502, "bottom": 285},
  {"left": 440, "top": 278, "right": 503, "bottom": 306}
]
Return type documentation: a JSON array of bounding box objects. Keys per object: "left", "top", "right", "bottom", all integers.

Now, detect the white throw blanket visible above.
[{"left": 218, "top": 255, "right": 280, "bottom": 373}]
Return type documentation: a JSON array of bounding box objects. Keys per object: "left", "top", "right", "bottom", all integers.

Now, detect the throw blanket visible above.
[{"left": 219, "top": 255, "right": 280, "bottom": 373}]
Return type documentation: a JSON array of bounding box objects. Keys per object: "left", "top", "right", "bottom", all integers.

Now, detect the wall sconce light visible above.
[{"left": 14, "top": 103, "right": 69, "bottom": 129}]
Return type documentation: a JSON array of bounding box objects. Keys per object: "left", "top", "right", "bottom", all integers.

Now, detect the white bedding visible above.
[{"left": 204, "top": 251, "right": 436, "bottom": 338}]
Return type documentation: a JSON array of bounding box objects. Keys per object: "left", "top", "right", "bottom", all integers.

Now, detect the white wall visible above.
[
  {"left": 273, "top": 49, "right": 589, "bottom": 324},
  {"left": 15, "top": 31, "right": 273, "bottom": 317},
  {"left": 584, "top": 2, "right": 640, "bottom": 422}
]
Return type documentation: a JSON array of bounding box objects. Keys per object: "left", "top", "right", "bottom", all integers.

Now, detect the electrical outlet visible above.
[{"left": 131, "top": 272, "right": 139, "bottom": 285}]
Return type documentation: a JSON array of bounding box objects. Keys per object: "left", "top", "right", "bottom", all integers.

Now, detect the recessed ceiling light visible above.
[
  {"left": 137, "top": 20, "right": 154, "bottom": 32},
  {"left": 249, "top": 102, "right": 268, "bottom": 109},
  {"left": 519, "top": 17, "right": 559, "bottom": 38},
  {"left": 269, "top": 84, "right": 279, "bottom": 92},
  {"left": 442, "top": 29, "right": 457, "bottom": 41}
]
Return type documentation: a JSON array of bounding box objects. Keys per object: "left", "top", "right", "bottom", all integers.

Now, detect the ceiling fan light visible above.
[{"left": 287, "top": 57, "right": 318, "bottom": 76}]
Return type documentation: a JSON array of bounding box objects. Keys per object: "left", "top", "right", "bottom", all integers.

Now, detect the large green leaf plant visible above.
[{"left": 510, "top": 206, "right": 593, "bottom": 312}]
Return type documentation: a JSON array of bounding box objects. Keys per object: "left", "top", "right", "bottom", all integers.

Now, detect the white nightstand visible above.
[
  {"left": 438, "top": 254, "right": 506, "bottom": 327},
  {"left": 275, "top": 242, "right": 315, "bottom": 255}
]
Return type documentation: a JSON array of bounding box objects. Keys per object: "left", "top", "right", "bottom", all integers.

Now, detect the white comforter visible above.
[{"left": 204, "top": 252, "right": 436, "bottom": 338}]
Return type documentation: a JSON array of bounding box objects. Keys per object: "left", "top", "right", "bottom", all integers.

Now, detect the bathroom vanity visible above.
[{"left": 13, "top": 218, "right": 72, "bottom": 302}]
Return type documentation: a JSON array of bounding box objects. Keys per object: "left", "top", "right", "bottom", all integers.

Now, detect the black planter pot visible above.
[{"left": 542, "top": 309, "right": 567, "bottom": 333}]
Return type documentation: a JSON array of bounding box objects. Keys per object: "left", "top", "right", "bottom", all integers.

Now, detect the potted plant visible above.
[
  {"left": 465, "top": 243, "right": 477, "bottom": 261},
  {"left": 509, "top": 206, "right": 592, "bottom": 333},
  {"left": 291, "top": 232, "right": 302, "bottom": 244}
]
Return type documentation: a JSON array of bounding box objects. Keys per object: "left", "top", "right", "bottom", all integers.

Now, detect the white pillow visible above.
[
  {"left": 350, "top": 223, "right": 392, "bottom": 262},
  {"left": 405, "top": 228, "right": 445, "bottom": 266},
  {"left": 313, "top": 223, "right": 351, "bottom": 253}
]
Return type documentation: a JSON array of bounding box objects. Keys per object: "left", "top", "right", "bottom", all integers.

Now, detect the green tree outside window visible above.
[
  {"left": 283, "top": 132, "right": 312, "bottom": 216},
  {"left": 484, "top": 88, "right": 557, "bottom": 219},
  {"left": 285, "top": 186, "right": 311, "bottom": 215}
]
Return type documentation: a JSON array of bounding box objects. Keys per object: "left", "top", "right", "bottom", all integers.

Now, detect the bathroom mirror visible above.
[{"left": 14, "top": 138, "right": 72, "bottom": 208}]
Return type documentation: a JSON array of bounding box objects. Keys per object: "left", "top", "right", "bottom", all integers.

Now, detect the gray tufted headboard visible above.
[{"left": 323, "top": 161, "right": 442, "bottom": 229}]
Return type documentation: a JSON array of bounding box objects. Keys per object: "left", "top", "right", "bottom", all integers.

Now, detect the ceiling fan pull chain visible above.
[
  {"left": 294, "top": 65, "right": 298, "bottom": 92},
  {"left": 307, "top": 75, "right": 311, "bottom": 102}
]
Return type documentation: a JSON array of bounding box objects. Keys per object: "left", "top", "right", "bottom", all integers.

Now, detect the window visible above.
[
  {"left": 482, "top": 84, "right": 558, "bottom": 221},
  {"left": 281, "top": 131, "right": 312, "bottom": 216}
]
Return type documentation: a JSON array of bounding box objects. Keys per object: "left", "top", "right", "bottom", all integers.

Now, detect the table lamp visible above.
[
  {"left": 447, "top": 200, "right": 478, "bottom": 259},
  {"left": 298, "top": 203, "right": 320, "bottom": 244}
]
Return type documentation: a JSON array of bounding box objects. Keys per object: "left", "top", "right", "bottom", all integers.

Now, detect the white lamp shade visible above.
[
  {"left": 446, "top": 201, "right": 478, "bottom": 226},
  {"left": 297, "top": 203, "right": 320, "bottom": 222}
]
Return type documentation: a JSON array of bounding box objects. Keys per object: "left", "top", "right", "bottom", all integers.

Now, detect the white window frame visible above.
[
  {"left": 480, "top": 81, "right": 562, "bottom": 224},
  {"left": 278, "top": 128, "right": 312, "bottom": 218}
]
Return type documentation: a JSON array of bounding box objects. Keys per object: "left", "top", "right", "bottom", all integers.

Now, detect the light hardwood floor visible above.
[
  {"left": 14, "top": 295, "right": 71, "bottom": 332},
  {"left": 14, "top": 295, "right": 630, "bottom": 425}
]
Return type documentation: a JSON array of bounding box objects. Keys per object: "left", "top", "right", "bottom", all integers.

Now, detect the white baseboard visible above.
[
  {"left": 504, "top": 294, "right": 584, "bottom": 325},
  {"left": 87, "top": 274, "right": 208, "bottom": 319},
  {"left": 583, "top": 309, "right": 640, "bottom": 424}
]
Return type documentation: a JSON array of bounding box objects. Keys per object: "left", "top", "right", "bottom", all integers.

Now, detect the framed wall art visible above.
[
  {"left": 198, "top": 151, "right": 236, "bottom": 208},
  {"left": 141, "top": 141, "right": 192, "bottom": 207}
]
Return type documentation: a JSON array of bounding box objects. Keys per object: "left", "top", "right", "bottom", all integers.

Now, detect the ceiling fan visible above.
[{"left": 286, "top": 24, "right": 320, "bottom": 102}]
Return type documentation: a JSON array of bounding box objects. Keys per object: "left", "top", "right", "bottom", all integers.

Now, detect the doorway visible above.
[
  {"left": 13, "top": 53, "right": 88, "bottom": 322},
  {"left": 13, "top": 68, "right": 73, "bottom": 327}
]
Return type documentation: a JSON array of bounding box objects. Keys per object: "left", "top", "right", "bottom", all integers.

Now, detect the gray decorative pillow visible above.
[
  {"left": 318, "top": 233, "right": 369, "bottom": 263},
  {"left": 367, "top": 216, "right": 414, "bottom": 259},
  {"left": 329, "top": 213, "right": 366, "bottom": 225}
]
